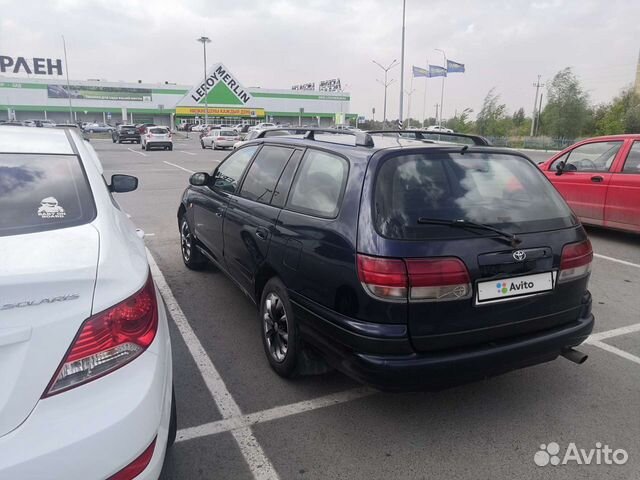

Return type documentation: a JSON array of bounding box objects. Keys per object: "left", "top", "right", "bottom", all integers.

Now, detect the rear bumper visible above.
[
  {"left": 118, "top": 134, "right": 141, "bottom": 141},
  {"left": 293, "top": 293, "right": 594, "bottom": 392},
  {"left": 0, "top": 294, "right": 172, "bottom": 479},
  {"left": 146, "top": 141, "right": 172, "bottom": 148}
]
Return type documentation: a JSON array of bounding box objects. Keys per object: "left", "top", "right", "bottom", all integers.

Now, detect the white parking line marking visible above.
[
  {"left": 177, "top": 386, "right": 375, "bottom": 443},
  {"left": 588, "top": 340, "right": 640, "bottom": 366},
  {"left": 163, "top": 161, "right": 195, "bottom": 174},
  {"left": 594, "top": 253, "right": 640, "bottom": 269},
  {"left": 146, "top": 249, "right": 280, "bottom": 480},
  {"left": 587, "top": 322, "right": 640, "bottom": 342},
  {"left": 127, "top": 147, "right": 147, "bottom": 157},
  {"left": 179, "top": 150, "right": 196, "bottom": 156}
]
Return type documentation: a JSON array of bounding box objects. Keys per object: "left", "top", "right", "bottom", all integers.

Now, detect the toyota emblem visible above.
[{"left": 512, "top": 250, "right": 527, "bottom": 261}]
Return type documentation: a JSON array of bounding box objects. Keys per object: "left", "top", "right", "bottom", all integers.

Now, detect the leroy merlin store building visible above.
[{"left": 0, "top": 63, "right": 353, "bottom": 127}]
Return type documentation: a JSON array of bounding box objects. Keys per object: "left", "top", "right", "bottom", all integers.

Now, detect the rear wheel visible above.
[
  {"left": 180, "top": 215, "right": 206, "bottom": 269},
  {"left": 118, "top": 139, "right": 122, "bottom": 144},
  {"left": 169, "top": 145, "right": 173, "bottom": 151},
  {"left": 112, "top": 137, "right": 116, "bottom": 143}
]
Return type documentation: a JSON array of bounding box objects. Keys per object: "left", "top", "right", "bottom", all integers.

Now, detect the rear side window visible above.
[
  {"left": 219, "top": 130, "right": 236, "bottom": 136},
  {"left": 0, "top": 154, "right": 96, "bottom": 237},
  {"left": 286, "top": 149, "right": 348, "bottom": 218},
  {"left": 149, "top": 128, "right": 167, "bottom": 134},
  {"left": 623, "top": 142, "right": 640, "bottom": 173},
  {"left": 213, "top": 145, "right": 258, "bottom": 194},
  {"left": 240, "top": 146, "right": 294, "bottom": 204},
  {"left": 374, "top": 152, "right": 575, "bottom": 240}
]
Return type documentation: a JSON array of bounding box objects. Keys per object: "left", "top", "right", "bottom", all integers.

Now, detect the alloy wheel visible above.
[
  {"left": 180, "top": 220, "right": 192, "bottom": 261},
  {"left": 263, "top": 292, "right": 289, "bottom": 363}
]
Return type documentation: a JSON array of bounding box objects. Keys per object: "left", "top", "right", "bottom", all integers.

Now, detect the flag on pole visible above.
[
  {"left": 428, "top": 65, "right": 447, "bottom": 77},
  {"left": 412, "top": 65, "right": 431, "bottom": 78},
  {"left": 446, "top": 60, "right": 465, "bottom": 73}
]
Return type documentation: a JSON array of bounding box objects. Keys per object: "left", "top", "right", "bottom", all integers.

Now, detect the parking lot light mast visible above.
[
  {"left": 61, "top": 35, "right": 73, "bottom": 123},
  {"left": 435, "top": 48, "right": 446, "bottom": 128},
  {"left": 373, "top": 59, "right": 399, "bottom": 126},
  {"left": 398, "top": 0, "right": 406, "bottom": 129},
  {"left": 197, "top": 36, "right": 211, "bottom": 125}
]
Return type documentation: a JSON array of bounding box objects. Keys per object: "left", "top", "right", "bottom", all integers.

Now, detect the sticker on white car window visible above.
[{"left": 37, "top": 197, "right": 66, "bottom": 218}]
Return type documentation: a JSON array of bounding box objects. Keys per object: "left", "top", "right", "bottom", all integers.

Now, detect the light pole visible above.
[
  {"left": 373, "top": 59, "right": 399, "bottom": 126},
  {"left": 435, "top": 48, "right": 446, "bottom": 128},
  {"left": 531, "top": 75, "right": 544, "bottom": 136},
  {"left": 404, "top": 75, "right": 416, "bottom": 129},
  {"left": 398, "top": 0, "right": 407, "bottom": 128},
  {"left": 197, "top": 36, "right": 211, "bottom": 125}
]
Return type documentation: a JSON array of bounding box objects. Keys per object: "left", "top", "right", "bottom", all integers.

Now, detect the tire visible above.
[
  {"left": 180, "top": 215, "right": 207, "bottom": 269},
  {"left": 145, "top": 144, "right": 150, "bottom": 151},
  {"left": 169, "top": 145, "right": 173, "bottom": 151},
  {"left": 260, "top": 278, "right": 302, "bottom": 378},
  {"left": 118, "top": 139, "right": 122, "bottom": 144},
  {"left": 141, "top": 142, "right": 145, "bottom": 149},
  {"left": 201, "top": 141, "right": 205, "bottom": 149},
  {"left": 112, "top": 137, "right": 116, "bottom": 143},
  {"left": 167, "top": 386, "right": 177, "bottom": 448}
]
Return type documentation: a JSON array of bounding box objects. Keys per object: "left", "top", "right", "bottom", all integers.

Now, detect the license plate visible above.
[{"left": 477, "top": 271, "right": 554, "bottom": 303}]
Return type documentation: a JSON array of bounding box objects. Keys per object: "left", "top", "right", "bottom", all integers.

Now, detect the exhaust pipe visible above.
[{"left": 561, "top": 348, "right": 588, "bottom": 364}]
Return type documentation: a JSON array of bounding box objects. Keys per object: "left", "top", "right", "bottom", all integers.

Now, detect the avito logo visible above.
[{"left": 496, "top": 280, "right": 535, "bottom": 295}]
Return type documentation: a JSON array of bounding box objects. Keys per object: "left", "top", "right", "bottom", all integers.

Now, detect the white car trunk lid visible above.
[{"left": 0, "top": 225, "right": 98, "bottom": 437}]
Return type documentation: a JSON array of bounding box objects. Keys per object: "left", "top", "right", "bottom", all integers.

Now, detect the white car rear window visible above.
[{"left": 0, "top": 154, "right": 96, "bottom": 236}]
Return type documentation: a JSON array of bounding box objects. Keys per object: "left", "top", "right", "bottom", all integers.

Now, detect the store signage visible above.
[
  {"left": 186, "top": 63, "right": 252, "bottom": 105},
  {"left": 292, "top": 82, "right": 315, "bottom": 91},
  {"left": 175, "top": 107, "right": 265, "bottom": 117},
  {"left": 0, "top": 55, "right": 63, "bottom": 75},
  {"left": 47, "top": 84, "right": 152, "bottom": 102},
  {"left": 319, "top": 78, "right": 342, "bottom": 92}
]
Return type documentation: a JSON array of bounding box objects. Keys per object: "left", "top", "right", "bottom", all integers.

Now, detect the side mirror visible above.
[
  {"left": 110, "top": 174, "right": 138, "bottom": 193},
  {"left": 555, "top": 161, "right": 565, "bottom": 176},
  {"left": 189, "top": 172, "right": 211, "bottom": 186}
]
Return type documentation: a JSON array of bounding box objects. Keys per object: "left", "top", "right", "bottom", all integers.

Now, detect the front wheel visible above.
[
  {"left": 180, "top": 216, "right": 206, "bottom": 269},
  {"left": 260, "top": 278, "right": 301, "bottom": 377}
]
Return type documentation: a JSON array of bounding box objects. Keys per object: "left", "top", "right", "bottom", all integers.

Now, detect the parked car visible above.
[
  {"left": 0, "top": 126, "right": 175, "bottom": 479},
  {"left": 142, "top": 126, "right": 173, "bottom": 151},
  {"left": 24, "top": 119, "right": 56, "bottom": 128},
  {"left": 539, "top": 134, "right": 640, "bottom": 234},
  {"left": 201, "top": 128, "right": 240, "bottom": 150},
  {"left": 426, "top": 125, "right": 454, "bottom": 133},
  {"left": 83, "top": 122, "right": 114, "bottom": 133},
  {"left": 232, "top": 127, "right": 302, "bottom": 149},
  {"left": 177, "top": 129, "right": 594, "bottom": 391},
  {"left": 249, "top": 122, "right": 275, "bottom": 131},
  {"left": 113, "top": 124, "right": 142, "bottom": 144},
  {"left": 191, "top": 123, "right": 211, "bottom": 132},
  {"left": 0, "top": 121, "right": 24, "bottom": 126}
]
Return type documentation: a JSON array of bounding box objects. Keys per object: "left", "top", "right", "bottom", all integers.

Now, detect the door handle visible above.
[
  {"left": 591, "top": 175, "right": 604, "bottom": 183},
  {"left": 214, "top": 208, "right": 223, "bottom": 218},
  {"left": 255, "top": 227, "right": 268, "bottom": 241}
]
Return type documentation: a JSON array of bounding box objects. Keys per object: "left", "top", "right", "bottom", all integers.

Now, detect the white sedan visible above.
[
  {"left": 425, "top": 125, "right": 454, "bottom": 133},
  {"left": 0, "top": 126, "right": 175, "bottom": 479},
  {"left": 201, "top": 128, "right": 240, "bottom": 150}
]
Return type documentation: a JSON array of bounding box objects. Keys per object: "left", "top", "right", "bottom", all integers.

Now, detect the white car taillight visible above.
[
  {"left": 558, "top": 239, "right": 593, "bottom": 283},
  {"left": 357, "top": 254, "right": 471, "bottom": 302},
  {"left": 43, "top": 273, "right": 158, "bottom": 397}
]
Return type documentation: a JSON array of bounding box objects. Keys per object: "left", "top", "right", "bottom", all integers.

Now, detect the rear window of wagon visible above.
[
  {"left": 373, "top": 151, "right": 576, "bottom": 240},
  {"left": 0, "top": 154, "right": 96, "bottom": 237}
]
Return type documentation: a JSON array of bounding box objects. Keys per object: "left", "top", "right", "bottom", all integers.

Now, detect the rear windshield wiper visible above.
[{"left": 417, "top": 218, "right": 522, "bottom": 247}]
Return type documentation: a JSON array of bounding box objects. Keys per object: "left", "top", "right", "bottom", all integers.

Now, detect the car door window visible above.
[
  {"left": 240, "top": 146, "right": 294, "bottom": 204},
  {"left": 622, "top": 142, "right": 640, "bottom": 173},
  {"left": 553, "top": 141, "right": 622, "bottom": 172},
  {"left": 213, "top": 145, "right": 259, "bottom": 194},
  {"left": 286, "top": 149, "right": 348, "bottom": 218}
]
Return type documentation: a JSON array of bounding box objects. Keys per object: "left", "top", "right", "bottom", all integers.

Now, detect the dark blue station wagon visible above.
[{"left": 177, "top": 129, "right": 594, "bottom": 391}]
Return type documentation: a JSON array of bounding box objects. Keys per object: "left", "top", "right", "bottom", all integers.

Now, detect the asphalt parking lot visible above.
[{"left": 96, "top": 136, "right": 639, "bottom": 480}]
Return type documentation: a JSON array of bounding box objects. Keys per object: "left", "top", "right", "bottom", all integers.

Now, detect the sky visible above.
[{"left": 1, "top": 0, "right": 638, "bottom": 121}]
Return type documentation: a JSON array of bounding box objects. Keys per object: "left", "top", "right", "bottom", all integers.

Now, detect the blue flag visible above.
[
  {"left": 428, "top": 65, "right": 447, "bottom": 78},
  {"left": 412, "top": 65, "right": 431, "bottom": 78},
  {"left": 447, "top": 60, "right": 465, "bottom": 73}
]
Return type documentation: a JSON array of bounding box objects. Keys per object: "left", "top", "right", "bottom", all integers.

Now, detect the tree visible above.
[
  {"left": 476, "top": 88, "right": 508, "bottom": 136},
  {"left": 512, "top": 107, "right": 525, "bottom": 127},
  {"left": 446, "top": 108, "right": 473, "bottom": 133},
  {"left": 540, "top": 68, "right": 589, "bottom": 138}
]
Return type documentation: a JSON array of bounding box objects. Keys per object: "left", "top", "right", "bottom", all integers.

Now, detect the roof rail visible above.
[
  {"left": 367, "top": 129, "right": 491, "bottom": 146},
  {"left": 301, "top": 128, "right": 375, "bottom": 148}
]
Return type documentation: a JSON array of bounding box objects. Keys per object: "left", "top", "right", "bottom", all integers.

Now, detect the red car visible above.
[{"left": 539, "top": 135, "right": 640, "bottom": 234}]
